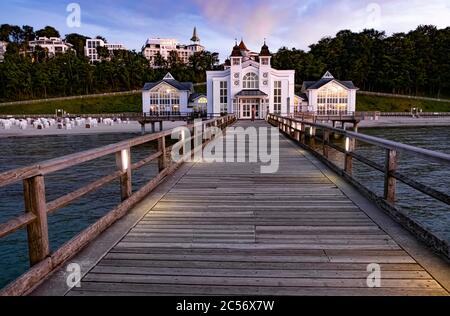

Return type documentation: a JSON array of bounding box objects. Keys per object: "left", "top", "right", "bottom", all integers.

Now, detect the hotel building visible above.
[
  {"left": 84, "top": 38, "right": 126, "bottom": 63},
  {"left": 142, "top": 27, "right": 204, "bottom": 67},
  {"left": 28, "top": 37, "right": 74, "bottom": 57}
]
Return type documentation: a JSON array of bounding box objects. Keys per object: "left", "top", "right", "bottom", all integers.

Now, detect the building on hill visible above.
[
  {"left": 301, "top": 71, "right": 359, "bottom": 115},
  {"left": 142, "top": 73, "right": 206, "bottom": 115},
  {"left": 84, "top": 38, "right": 126, "bottom": 63},
  {"left": 142, "top": 27, "right": 205, "bottom": 68},
  {"left": 28, "top": 37, "right": 73, "bottom": 57},
  {"left": 207, "top": 39, "right": 295, "bottom": 119}
]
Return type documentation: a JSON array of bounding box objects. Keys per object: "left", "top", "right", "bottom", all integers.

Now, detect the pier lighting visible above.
[
  {"left": 309, "top": 126, "right": 314, "bottom": 136},
  {"left": 345, "top": 137, "right": 350, "bottom": 152},
  {"left": 120, "top": 149, "right": 129, "bottom": 171}
]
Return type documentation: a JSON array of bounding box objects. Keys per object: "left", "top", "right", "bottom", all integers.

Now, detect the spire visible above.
[
  {"left": 231, "top": 39, "right": 242, "bottom": 57},
  {"left": 260, "top": 39, "right": 271, "bottom": 56},
  {"left": 191, "top": 27, "right": 200, "bottom": 43},
  {"left": 238, "top": 38, "right": 249, "bottom": 51}
]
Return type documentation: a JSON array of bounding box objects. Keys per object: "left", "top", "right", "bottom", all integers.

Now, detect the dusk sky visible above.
[{"left": 1, "top": 0, "right": 449, "bottom": 60}]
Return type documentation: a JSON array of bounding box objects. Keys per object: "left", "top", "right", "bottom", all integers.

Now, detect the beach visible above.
[{"left": 0, "top": 120, "right": 187, "bottom": 138}]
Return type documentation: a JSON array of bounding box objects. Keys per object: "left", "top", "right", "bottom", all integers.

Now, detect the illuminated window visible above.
[
  {"left": 243, "top": 73, "right": 259, "bottom": 89},
  {"left": 317, "top": 83, "right": 348, "bottom": 115},
  {"left": 149, "top": 84, "right": 180, "bottom": 114}
]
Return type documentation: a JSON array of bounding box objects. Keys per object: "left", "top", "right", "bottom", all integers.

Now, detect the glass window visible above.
[
  {"left": 220, "top": 81, "right": 228, "bottom": 113},
  {"left": 243, "top": 73, "right": 259, "bottom": 90},
  {"left": 317, "top": 83, "right": 348, "bottom": 115},
  {"left": 273, "top": 81, "right": 281, "bottom": 114}
]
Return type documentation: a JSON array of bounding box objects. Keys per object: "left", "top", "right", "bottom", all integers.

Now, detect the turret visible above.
[
  {"left": 191, "top": 26, "right": 200, "bottom": 43},
  {"left": 259, "top": 40, "right": 272, "bottom": 66}
]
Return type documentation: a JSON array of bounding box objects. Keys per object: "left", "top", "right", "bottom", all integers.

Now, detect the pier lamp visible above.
[{"left": 345, "top": 137, "right": 350, "bottom": 152}]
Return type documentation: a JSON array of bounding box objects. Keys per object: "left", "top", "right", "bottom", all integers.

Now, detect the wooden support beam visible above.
[
  {"left": 23, "top": 176, "right": 50, "bottom": 266},
  {"left": 323, "top": 130, "right": 330, "bottom": 158},
  {"left": 158, "top": 137, "right": 167, "bottom": 172},
  {"left": 384, "top": 149, "right": 398, "bottom": 203},
  {"left": 116, "top": 149, "right": 132, "bottom": 201}
]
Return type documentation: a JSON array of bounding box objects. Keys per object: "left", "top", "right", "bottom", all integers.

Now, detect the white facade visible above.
[
  {"left": 301, "top": 72, "right": 358, "bottom": 115},
  {"left": 207, "top": 41, "right": 295, "bottom": 119},
  {"left": 0, "top": 41, "right": 7, "bottom": 62},
  {"left": 84, "top": 39, "right": 126, "bottom": 63},
  {"left": 142, "top": 28, "right": 204, "bottom": 67},
  {"left": 28, "top": 37, "right": 73, "bottom": 57},
  {"left": 142, "top": 73, "right": 195, "bottom": 114}
]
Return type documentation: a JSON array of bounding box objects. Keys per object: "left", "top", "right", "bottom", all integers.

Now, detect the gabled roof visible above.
[
  {"left": 296, "top": 93, "right": 308, "bottom": 101},
  {"left": 303, "top": 78, "right": 357, "bottom": 90},
  {"left": 143, "top": 77, "right": 193, "bottom": 92},
  {"left": 238, "top": 39, "right": 249, "bottom": 51}
]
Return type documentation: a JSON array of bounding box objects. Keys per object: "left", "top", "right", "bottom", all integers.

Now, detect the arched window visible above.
[{"left": 243, "top": 72, "right": 259, "bottom": 89}]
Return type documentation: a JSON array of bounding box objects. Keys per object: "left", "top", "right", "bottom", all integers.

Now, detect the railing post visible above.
[
  {"left": 158, "top": 136, "right": 167, "bottom": 172},
  {"left": 116, "top": 148, "right": 132, "bottom": 201},
  {"left": 323, "top": 130, "right": 330, "bottom": 158},
  {"left": 344, "top": 137, "right": 354, "bottom": 174},
  {"left": 23, "top": 175, "right": 50, "bottom": 266},
  {"left": 384, "top": 149, "right": 397, "bottom": 203},
  {"left": 300, "top": 123, "right": 305, "bottom": 144}
]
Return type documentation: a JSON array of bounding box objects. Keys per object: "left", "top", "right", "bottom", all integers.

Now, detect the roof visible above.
[
  {"left": 296, "top": 93, "right": 308, "bottom": 101},
  {"left": 259, "top": 42, "right": 271, "bottom": 57},
  {"left": 188, "top": 93, "right": 207, "bottom": 102},
  {"left": 302, "top": 78, "right": 358, "bottom": 90},
  {"left": 238, "top": 39, "right": 249, "bottom": 51},
  {"left": 231, "top": 43, "right": 242, "bottom": 57},
  {"left": 143, "top": 77, "right": 193, "bottom": 92},
  {"left": 235, "top": 90, "right": 268, "bottom": 97}
]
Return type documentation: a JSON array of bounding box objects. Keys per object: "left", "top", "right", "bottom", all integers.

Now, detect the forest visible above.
[{"left": 0, "top": 24, "right": 449, "bottom": 103}]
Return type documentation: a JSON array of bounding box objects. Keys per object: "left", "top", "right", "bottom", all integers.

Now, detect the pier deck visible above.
[{"left": 31, "top": 120, "right": 449, "bottom": 296}]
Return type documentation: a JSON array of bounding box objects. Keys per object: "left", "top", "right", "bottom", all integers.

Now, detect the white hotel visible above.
[
  {"left": 0, "top": 41, "right": 8, "bottom": 62},
  {"left": 142, "top": 39, "right": 358, "bottom": 119},
  {"left": 84, "top": 38, "right": 126, "bottom": 63},
  {"left": 142, "top": 27, "right": 204, "bottom": 67},
  {"left": 28, "top": 37, "right": 73, "bottom": 57},
  {"left": 207, "top": 40, "right": 295, "bottom": 119}
]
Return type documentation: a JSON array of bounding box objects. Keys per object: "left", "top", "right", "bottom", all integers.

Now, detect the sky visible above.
[{"left": 1, "top": 0, "right": 449, "bottom": 61}]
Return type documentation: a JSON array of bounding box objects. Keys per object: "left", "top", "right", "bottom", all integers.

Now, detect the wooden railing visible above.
[
  {"left": 267, "top": 114, "right": 450, "bottom": 258},
  {"left": 0, "top": 114, "right": 236, "bottom": 295}
]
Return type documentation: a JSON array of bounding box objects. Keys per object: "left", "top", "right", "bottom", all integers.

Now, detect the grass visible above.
[
  {"left": 1, "top": 90, "right": 449, "bottom": 115},
  {"left": 356, "top": 94, "right": 450, "bottom": 112},
  {"left": 0, "top": 93, "right": 142, "bottom": 115}
]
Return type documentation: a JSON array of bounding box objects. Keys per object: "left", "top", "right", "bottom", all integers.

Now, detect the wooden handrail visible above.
[
  {"left": 267, "top": 114, "right": 450, "bottom": 206},
  {"left": 267, "top": 113, "right": 450, "bottom": 258},
  {"left": 0, "top": 114, "right": 236, "bottom": 295}
]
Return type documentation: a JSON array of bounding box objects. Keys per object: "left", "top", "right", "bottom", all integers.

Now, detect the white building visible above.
[
  {"left": 142, "top": 73, "right": 206, "bottom": 115},
  {"left": 301, "top": 71, "right": 358, "bottom": 115},
  {"left": 84, "top": 38, "right": 126, "bottom": 63},
  {"left": 0, "top": 41, "right": 8, "bottom": 62},
  {"left": 142, "top": 27, "right": 204, "bottom": 67},
  {"left": 207, "top": 40, "right": 295, "bottom": 119},
  {"left": 28, "top": 37, "right": 73, "bottom": 57}
]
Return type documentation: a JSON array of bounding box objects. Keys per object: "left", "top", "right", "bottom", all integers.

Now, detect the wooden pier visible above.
[{"left": 0, "top": 117, "right": 449, "bottom": 296}]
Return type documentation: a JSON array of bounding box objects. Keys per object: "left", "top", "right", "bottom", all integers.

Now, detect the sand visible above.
[{"left": 0, "top": 121, "right": 187, "bottom": 138}]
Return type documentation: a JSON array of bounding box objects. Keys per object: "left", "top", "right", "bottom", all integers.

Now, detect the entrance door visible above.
[
  {"left": 240, "top": 99, "right": 260, "bottom": 119},
  {"left": 242, "top": 103, "right": 251, "bottom": 119}
]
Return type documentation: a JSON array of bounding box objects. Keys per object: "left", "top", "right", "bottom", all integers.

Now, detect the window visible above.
[
  {"left": 148, "top": 84, "right": 180, "bottom": 114},
  {"left": 243, "top": 73, "right": 259, "bottom": 89},
  {"left": 220, "top": 81, "right": 228, "bottom": 113},
  {"left": 232, "top": 58, "right": 241, "bottom": 66},
  {"left": 261, "top": 58, "right": 269, "bottom": 65},
  {"left": 317, "top": 83, "right": 348, "bottom": 115},
  {"left": 273, "top": 81, "right": 282, "bottom": 114}
]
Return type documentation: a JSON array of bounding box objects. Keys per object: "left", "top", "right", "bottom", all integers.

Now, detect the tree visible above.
[
  {"left": 65, "top": 33, "right": 88, "bottom": 56},
  {"left": 35, "top": 26, "right": 60, "bottom": 38}
]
